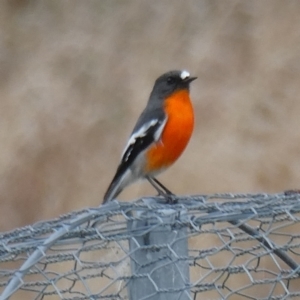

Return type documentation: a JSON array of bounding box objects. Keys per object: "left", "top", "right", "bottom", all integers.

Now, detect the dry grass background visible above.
[
  {"left": 1, "top": 1, "right": 300, "bottom": 299},
  {"left": 0, "top": 0, "right": 300, "bottom": 232}
]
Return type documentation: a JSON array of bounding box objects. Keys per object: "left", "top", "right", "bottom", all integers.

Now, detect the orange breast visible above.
[{"left": 145, "top": 89, "right": 194, "bottom": 173}]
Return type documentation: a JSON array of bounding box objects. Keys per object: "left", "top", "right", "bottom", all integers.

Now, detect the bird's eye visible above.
[{"left": 167, "top": 77, "right": 175, "bottom": 84}]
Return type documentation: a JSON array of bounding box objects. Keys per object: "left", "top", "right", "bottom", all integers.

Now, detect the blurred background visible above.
[{"left": 1, "top": 0, "right": 300, "bottom": 230}]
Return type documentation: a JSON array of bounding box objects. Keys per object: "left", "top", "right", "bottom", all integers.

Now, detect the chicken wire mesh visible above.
[{"left": 1, "top": 192, "right": 300, "bottom": 300}]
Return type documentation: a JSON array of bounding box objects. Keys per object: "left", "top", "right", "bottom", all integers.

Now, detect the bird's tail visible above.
[{"left": 103, "top": 169, "right": 132, "bottom": 204}]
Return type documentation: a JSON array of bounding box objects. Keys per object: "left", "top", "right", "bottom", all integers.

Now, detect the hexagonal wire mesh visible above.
[{"left": 1, "top": 193, "right": 300, "bottom": 300}]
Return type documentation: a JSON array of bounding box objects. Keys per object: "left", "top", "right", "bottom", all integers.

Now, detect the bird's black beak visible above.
[{"left": 184, "top": 76, "right": 197, "bottom": 83}]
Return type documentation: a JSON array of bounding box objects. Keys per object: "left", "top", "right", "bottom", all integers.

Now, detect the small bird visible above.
[{"left": 103, "top": 70, "right": 196, "bottom": 204}]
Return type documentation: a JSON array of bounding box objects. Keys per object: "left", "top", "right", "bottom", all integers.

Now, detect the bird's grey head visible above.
[{"left": 150, "top": 70, "right": 197, "bottom": 99}]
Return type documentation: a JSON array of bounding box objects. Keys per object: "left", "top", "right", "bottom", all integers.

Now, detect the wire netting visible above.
[{"left": 1, "top": 192, "right": 300, "bottom": 300}]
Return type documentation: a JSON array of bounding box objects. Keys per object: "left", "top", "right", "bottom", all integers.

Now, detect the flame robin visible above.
[{"left": 103, "top": 70, "right": 196, "bottom": 203}]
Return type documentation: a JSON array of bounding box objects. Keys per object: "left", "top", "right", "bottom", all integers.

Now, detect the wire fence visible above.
[{"left": 1, "top": 192, "right": 300, "bottom": 300}]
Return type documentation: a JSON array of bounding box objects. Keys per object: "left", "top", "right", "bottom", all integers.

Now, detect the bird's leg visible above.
[
  {"left": 146, "top": 176, "right": 165, "bottom": 196},
  {"left": 146, "top": 176, "right": 176, "bottom": 204},
  {"left": 151, "top": 177, "right": 174, "bottom": 195}
]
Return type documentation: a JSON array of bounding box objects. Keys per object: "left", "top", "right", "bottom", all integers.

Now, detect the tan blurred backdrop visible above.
[{"left": 1, "top": 0, "right": 300, "bottom": 231}]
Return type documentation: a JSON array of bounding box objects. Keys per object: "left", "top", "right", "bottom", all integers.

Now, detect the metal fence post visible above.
[{"left": 127, "top": 200, "right": 190, "bottom": 300}]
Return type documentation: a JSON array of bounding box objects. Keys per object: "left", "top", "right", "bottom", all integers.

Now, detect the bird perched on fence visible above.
[{"left": 103, "top": 70, "right": 197, "bottom": 204}]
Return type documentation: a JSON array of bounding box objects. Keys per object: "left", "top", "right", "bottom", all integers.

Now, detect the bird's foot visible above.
[{"left": 156, "top": 190, "right": 177, "bottom": 204}]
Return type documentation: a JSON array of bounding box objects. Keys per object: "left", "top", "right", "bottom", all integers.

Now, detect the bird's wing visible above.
[
  {"left": 121, "top": 115, "right": 167, "bottom": 167},
  {"left": 103, "top": 107, "right": 166, "bottom": 203}
]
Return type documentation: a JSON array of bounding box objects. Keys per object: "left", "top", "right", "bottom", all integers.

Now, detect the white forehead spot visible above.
[{"left": 180, "top": 70, "right": 190, "bottom": 80}]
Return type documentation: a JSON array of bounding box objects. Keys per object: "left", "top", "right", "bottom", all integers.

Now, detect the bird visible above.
[{"left": 103, "top": 70, "right": 197, "bottom": 204}]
